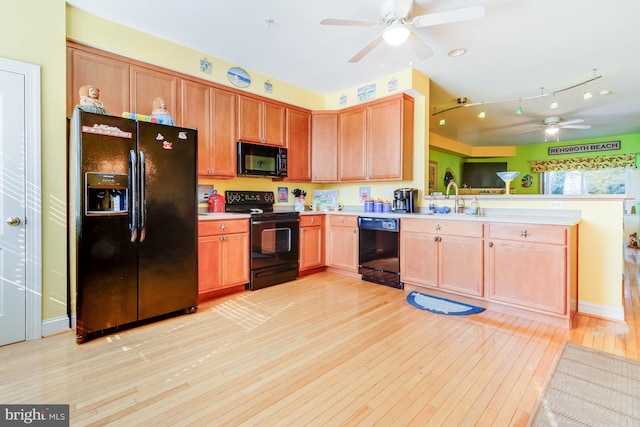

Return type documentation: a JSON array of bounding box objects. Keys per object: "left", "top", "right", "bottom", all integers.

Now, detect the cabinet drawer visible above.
[
  {"left": 301, "top": 214, "right": 324, "bottom": 227},
  {"left": 488, "top": 223, "right": 566, "bottom": 245},
  {"left": 328, "top": 215, "right": 358, "bottom": 227},
  {"left": 199, "top": 219, "right": 249, "bottom": 236},
  {"left": 402, "top": 218, "right": 483, "bottom": 237}
]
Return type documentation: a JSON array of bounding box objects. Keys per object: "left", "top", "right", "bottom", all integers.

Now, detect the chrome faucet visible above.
[{"left": 445, "top": 181, "right": 464, "bottom": 213}]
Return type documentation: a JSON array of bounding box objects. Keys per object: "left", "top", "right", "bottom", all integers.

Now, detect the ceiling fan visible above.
[
  {"left": 320, "top": 0, "right": 485, "bottom": 63},
  {"left": 517, "top": 116, "right": 592, "bottom": 140}
]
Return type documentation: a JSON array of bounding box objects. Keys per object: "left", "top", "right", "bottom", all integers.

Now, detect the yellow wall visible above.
[{"left": 1, "top": 0, "right": 68, "bottom": 320}]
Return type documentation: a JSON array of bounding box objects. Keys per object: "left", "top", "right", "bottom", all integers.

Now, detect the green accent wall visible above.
[{"left": 431, "top": 133, "right": 640, "bottom": 194}]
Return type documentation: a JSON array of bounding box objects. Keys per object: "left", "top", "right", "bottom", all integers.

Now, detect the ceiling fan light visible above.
[
  {"left": 550, "top": 101, "right": 558, "bottom": 109},
  {"left": 478, "top": 111, "right": 485, "bottom": 118},
  {"left": 545, "top": 126, "right": 559, "bottom": 135},
  {"left": 583, "top": 90, "right": 593, "bottom": 100},
  {"left": 439, "top": 117, "right": 446, "bottom": 125},
  {"left": 383, "top": 24, "right": 410, "bottom": 46}
]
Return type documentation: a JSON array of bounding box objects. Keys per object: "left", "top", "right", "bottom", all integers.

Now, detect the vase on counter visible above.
[{"left": 294, "top": 197, "right": 305, "bottom": 212}]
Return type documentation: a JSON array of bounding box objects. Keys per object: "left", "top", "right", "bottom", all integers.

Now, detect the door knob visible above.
[{"left": 6, "top": 216, "right": 21, "bottom": 226}]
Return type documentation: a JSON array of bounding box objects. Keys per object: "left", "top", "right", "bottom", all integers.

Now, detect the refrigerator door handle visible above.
[
  {"left": 129, "top": 150, "right": 138, "bottom": 242},
  {"left": 139, "top": 150, "right": 147, "bottom": 242}
]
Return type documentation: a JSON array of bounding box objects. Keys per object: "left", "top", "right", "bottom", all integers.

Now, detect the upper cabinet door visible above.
[
  {"left": 130, "top": 65, "right": 180, "bottom": 125},
  {"left": 182, "top": 80, "right": 212, "bottom": 176},
  {"left": 311, "top": 112, "right": 338, "bottom": 182},
  {"left": 67, "top": 46, "right": 130, "bottom": 117},
  {"left": 367, "top": 95, "right": 413, "bottom": 181},
  {"left": 237, "top": 95, "right": 262, "bottom": 143},
  {"left": 286, "top": 108, "right": 311, "bottom": 181},
  {"left": 210, "top": 88, "right": 237, "bottom": 178},
  {"left": 263, "top": 101, "right": 286, "bottom": 147},
  {"left": 338, "top": 107, "right": 367, "bottom": 181}
]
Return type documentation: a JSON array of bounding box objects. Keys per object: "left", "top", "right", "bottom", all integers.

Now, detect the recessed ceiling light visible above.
[{"left": 448, "top": 48, "right": 467, "bottom": 57}]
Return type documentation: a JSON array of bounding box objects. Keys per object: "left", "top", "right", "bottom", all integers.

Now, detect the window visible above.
[{"left": 542, "top": 168, "right": 628, "bottom": 195}]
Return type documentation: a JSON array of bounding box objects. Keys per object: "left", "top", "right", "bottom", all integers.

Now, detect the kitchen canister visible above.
[
  {"left": 383, "top": 202, "right": 392, "bottom": 212},
  {"left": 364, "top": 200, "right": 374, "bottom": 212},
  {"left": 374, "top": 201, "right": 383, "bottom": 212}
]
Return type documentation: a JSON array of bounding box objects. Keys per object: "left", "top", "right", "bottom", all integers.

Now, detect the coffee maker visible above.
[{"left": 392, "top": 188, "right": 418, "bottom": 213}]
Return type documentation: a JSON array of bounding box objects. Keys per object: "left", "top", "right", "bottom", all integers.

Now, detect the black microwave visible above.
[{"left": 237, "top": 142, "right": 288, "bottom": 177}]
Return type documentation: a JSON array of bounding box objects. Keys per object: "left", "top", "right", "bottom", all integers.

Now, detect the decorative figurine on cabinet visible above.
[
  {"left": 76, "top": 85, "right": 109, "bottom": 115},
  {"left": 150, "top": 97, "right": 175, "bottom": 126}
]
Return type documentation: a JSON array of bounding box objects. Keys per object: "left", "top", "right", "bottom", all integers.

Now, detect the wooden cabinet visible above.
[
  {"left": 130, "top": 65, "right": 180, "bottom": 124},
  {"left": 338, "top": 107, "right": 367, "bottom": 181},
  {"left": 311, "top": 111, "right": 338, "bottom": 182},
  {"left": 182, "top": 80, "right": 236, "bottom": 177},
  {"left": 286, "top": 108, "right": 311, "bottom": 181},
  {"left": 485, "top": 223, "right": 578, "bottom": 320},
  {"left": 300, "top": 215, "right": 325, "bottom": 272},
  {"left": 237, "top": 95, "right": 286, "bottom": 146},
  {"left": 67, "top": 46, "right": 130, "bottom": 116},
  {"left": 401, "top": 219, "right": 484, "bottom": 297},
  {"left": 367, "top": 94, "right": 413, "bottom": 180},
  {"left": 326, "top": 215, "right": 359, "bottom": 272},
  {"left": 198, "top": 219, "right": 250, "bottom": 295},
  {"left": 336, "top": 93, "right": 414, "bottom": 182}
]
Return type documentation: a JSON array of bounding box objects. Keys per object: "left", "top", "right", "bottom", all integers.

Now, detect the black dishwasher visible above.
[{"left": 358, "top": 217, "right": 403, "bottom": 289}]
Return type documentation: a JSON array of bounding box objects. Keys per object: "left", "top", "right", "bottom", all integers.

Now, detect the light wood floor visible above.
[{"left": 2, "top": 255, "right": 638, "bottom": 426}]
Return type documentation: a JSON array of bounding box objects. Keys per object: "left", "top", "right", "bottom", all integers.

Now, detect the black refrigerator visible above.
[{"left": 69, "top": 110, "right": 198, "bottom": 343}]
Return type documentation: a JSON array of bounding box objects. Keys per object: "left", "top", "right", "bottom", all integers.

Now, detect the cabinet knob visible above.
[
  {"left": 520, "top": 230, "right": 528, "bottom": 237},
  {"left": 434, "top": 236, "right": 439, "bottom": 242},
  {"left": 489, "top": 241, "right": 494, "bottom": 247},
  {"left": 220, "top": 223, "right": 226, "bottom": 230},
  {"left": 310, "top": 217, "right": 315, "bottom": 223},
  {"left": 435, "top": 224, "right": 441, "bottom": 231},
  {"left": 340, "top": 217, "right": 344, "bottom": 224}
]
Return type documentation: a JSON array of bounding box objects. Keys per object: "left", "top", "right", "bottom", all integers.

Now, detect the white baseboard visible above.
[
  {"left": 41, "top": 315, "right": 72, "bottom": 337},
  {"left": 579, "top": 300, "right": 625, "bottom": 321}
]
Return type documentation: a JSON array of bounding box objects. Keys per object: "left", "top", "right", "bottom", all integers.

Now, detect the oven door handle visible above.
[{"left": 251, "top": 219, "right": 300, "bottom": 226}]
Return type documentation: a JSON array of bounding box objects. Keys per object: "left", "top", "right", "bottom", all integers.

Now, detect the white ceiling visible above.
[{"left": 66, "top": 0, "right": 640, "bottom": 147}]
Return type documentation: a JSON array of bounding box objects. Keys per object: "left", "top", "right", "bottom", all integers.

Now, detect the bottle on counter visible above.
[
  {"left": 470, "top": 197, "right": 479, "bottom": 216},
  {"left": 429, "top": 194, "right": 436, "bottom": 213}
]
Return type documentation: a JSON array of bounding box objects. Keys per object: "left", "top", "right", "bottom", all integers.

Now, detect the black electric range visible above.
[{"left": 225, "top": 191, "right": 300, "bottom": 290}]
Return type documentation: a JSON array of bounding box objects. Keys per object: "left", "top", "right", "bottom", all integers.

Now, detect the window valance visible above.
[{"left": 530, "top": 153, "right": 637, "bottom": 173}]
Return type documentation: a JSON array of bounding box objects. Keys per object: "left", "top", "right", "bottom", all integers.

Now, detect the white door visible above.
[{"left": 0, "top": 68, "right": 27, "bottom": 345}]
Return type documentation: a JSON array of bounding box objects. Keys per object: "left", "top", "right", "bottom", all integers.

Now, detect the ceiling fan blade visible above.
[
  {"left": 393, "top": 0, "right": 414, "bottom": 18},
  {"left": 561, "top": 125, "right": 591, "bottom": 130},
  {"left": 321, "top": 18, "right": 380, "bottom": 27},
  {"left": 559, "top": 118, "right": 584, "bottom": 126},
  {"left": 348, "top": 35, "right": 384, "bottom": 63},
  {"left": 407, "top": 32, "right": 433, "bottom": 61},
  {"left": 411, "top": 5, "right": 485, "bottom": 28},
  {"left": 514, "top": 126, "right": 544, "bottom": 135}
]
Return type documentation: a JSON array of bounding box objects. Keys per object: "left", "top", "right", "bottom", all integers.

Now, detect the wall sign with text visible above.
[{"left": 548, "top": 141, "right": 620, "bottom": 155}]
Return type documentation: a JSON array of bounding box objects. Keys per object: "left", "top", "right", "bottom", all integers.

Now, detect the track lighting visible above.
[
  {"left": 439, "top": 112, "right": 445, "bottom": 125},
  {"left": 516, "top": 98, "right": 523, "bottom": 115},
  {"left": 430, "top": 70, "right": 603, "bottom": 122}
]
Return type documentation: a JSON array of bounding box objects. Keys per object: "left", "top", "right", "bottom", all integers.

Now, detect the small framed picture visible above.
[
  {"left": 199, "top": 58, "right": 212, "bottom": 74},
  {"left": 277, "top": 187, "right": 288, "bottom": 203},
  {"left": 428, "top": 161, "right": 438, "bottom": 193}
]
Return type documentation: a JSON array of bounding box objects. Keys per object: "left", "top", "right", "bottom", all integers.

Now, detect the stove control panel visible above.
[{"left": 225, "top": 191, "right": 275, "bottom": 205}]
